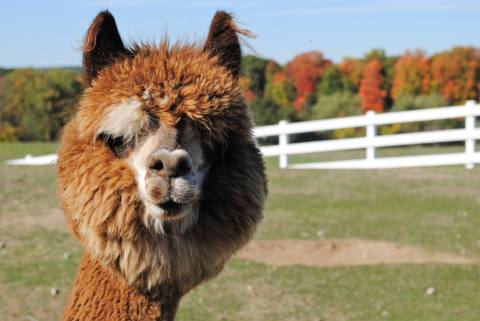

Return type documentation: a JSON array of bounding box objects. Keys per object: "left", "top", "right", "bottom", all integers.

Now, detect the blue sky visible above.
[{"left": 1, "top": 0, "right": 480, "bottom": 67}]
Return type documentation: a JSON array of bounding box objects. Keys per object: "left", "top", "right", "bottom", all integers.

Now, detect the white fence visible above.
[
  {"left": 5, "top": 100, "right": 480, "bottom": 169},
  {"left": 5, "top": 154, "right": 57, "bottom": 166},
  {"left": 254, "top": 100, "right": 480, "bottom": 170}
]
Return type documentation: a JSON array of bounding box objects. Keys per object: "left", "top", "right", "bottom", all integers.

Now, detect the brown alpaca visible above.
[{"left": 56, "top": 11, "right": 266, "bottom": 321}]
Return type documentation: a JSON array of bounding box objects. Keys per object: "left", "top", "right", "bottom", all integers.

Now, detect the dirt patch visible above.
[
  {"left": 1, "top": 208, "right": 67, "bottom": 233},
  {"left": 237, "top": 239, "right": 479, "bottom": 267}
]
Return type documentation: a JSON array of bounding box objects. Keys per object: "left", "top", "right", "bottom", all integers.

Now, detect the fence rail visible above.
[
  {"left": 255, "top": 100, "right": 480, "bottom": 169},
  {"left": 5, "top": 101, "right": 480, "bottom": 169}
]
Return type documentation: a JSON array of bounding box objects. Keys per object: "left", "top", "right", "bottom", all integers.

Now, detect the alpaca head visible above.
[
  {"left": 73, "top": 10, "right": 254, "bottom": 235},
  {"left": 57, "top": 11, "right": 266, "bottom": 289}
]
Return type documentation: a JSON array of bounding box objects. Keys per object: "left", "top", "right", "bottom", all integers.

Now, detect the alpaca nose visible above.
[{"left": 147, "top": 149, "right": 193, "bottom": 178}]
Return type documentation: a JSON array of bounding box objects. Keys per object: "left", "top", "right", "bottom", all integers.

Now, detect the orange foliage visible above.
[
  {"left": 340, "top": 58, "right": 365, "bottom": 89},
  {"left": 358, "top": 59, "right": 386, "bottom": 112},
  {"left": 392, "top": 51, "right": 430, "bottom": 99},
  {"left": 430, "top": 47, "right": 480, "bottom": 103},
  {"left": 273, "top": 71, "right": 286, "bottom": 84},
  {"left": 239, "top": 76, "right": 255, "bottom": 103},
  {"left": 243, "top": 89, "right": 256, "bottom": 103},
  {"left": 285, "top": 51, "right": 331, "bottom": 110}
]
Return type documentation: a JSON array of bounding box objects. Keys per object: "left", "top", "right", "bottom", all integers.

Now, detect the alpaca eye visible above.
[{"left": 98, "top": 133, "right": 127, "bottom": 158}]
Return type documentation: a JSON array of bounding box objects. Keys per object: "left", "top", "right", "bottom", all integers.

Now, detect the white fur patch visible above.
[
  {"left": 97, "top": 97, "right": 145, "bottom": 141},
  {"left": 156, "top": 95, "right": 169, "bottom": 107},
  {"left": 130, "top": 146, "right": 148, "bottom": 201}
]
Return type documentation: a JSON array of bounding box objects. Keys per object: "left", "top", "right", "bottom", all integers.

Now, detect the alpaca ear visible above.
[
  {"left": 83, "top": 11, "right": 128, "bottom": 84},
  {"left": 204, "top": 11, "right": 242, "bottom": 78}
]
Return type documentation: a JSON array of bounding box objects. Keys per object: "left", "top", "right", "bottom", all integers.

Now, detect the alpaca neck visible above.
[{"left": 62, "top": 252, "right": 181, "bottom": 321}]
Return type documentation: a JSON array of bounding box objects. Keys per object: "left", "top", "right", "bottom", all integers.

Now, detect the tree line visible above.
[
  {"left": 242, "top": 47, "right": 479, "bottom": 138},
  {"left": 1, "top": 46, "right": 479, "bottom": 141},
  {"left": 0, "top": 68, "right": 82, "bottom": 141}
]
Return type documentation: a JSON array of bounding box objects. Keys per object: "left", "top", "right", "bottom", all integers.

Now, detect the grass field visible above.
[{"left": 1, "top": 143, "right": 480, "bottom": 321}]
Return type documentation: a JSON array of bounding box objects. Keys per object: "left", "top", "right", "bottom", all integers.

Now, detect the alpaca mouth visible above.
[{"left": 157, "top": 200, "right": 186, "bottom": 220}]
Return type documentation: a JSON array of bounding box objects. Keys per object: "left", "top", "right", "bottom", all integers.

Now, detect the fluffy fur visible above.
[{"left": 58, "top": 10, "right": 266, "bottom": 321}]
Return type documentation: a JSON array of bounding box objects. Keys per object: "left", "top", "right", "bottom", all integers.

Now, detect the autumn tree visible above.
[
  {"left": 0, "top": 68, "right": 82, "bottom": 141},
  {"left": 285, "top": 51, "right": 331, "bottom": 110},
  {"left": 239, "top": 76, "right": 256, "bottom": 103},
  {"left": 358, "top": 59, "right": 386, "bottom": 112},
  {"left": 430, "top": 47, "right": 480, "bottom": 103},
  {"left": 264, "top": 60, "right": 296, "bottom": 109},
  {"left": 0, "top": 74, "right": 17, "bottom": 141},
  {"left": 242, "top": 59, "right": 297, "bottom": 126},
  {"left": 365, "top": 49, "right": 397, "bottom": 109},
  {"left": 392, "top": 51, "right": 430, "bottom": 99}
]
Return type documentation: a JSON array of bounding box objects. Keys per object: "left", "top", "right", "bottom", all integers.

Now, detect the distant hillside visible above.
[
  {"left": 40, "top": 66, "right": 82, "bottom": 73},
  {"left": 0, "top": 68, "right": 13, "bottom": 75},
  {"left": 0, "top": 66, "right": 81, "bottom": 74}
]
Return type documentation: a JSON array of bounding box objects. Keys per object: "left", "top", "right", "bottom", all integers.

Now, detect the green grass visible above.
[
  {"left": 1, "top": 142, "right": 480, "bottom": 321},
  {"left": 264, "top": 144, "right": 469, "bottom": 166},
  {"left": 178, "top": 261, "right": 480, "bottom": 321},
  {"left": 0, "top": 142, "right": 58, "bottom": 161},
  {"left": 261, "top": 163, "right": 480, "bottom": 256}
]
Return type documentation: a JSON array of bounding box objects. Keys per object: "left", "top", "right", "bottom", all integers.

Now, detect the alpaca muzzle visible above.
[
  {"left": 147, "top": 149, "right": 193, "bottom": 179},
  {"left": 144, "top": 149, "right": 199, "bottom": 217}
]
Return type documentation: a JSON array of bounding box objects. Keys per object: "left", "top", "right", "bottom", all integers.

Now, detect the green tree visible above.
[
  {"left": 311, "top": 92, "right": 361, "bottom": 138},
  {"left": 241, "top": 55, "right": 268, "bottom": 97},
  {"left": 0, "top": 68, "right": 13, "bottom": 76},
  {"left": 317, "top": 65, "right": 355, "bottom": 95},
  {"left": 392, "top": 93, "right": 447, "bottom": 112},
  {"left": 317, "top": 65, "right": 343, "bottom": 95},
  {"left": 381, "top": 93, "right": 449, "bottom": 134},
  {"left": 312, "top": 92, "right": 361, "bottom": 119},
  {"left": 249, "top": 97, "right": 296, "bottom": 126}
]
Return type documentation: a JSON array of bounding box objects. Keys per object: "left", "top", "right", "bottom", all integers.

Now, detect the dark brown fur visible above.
[
  {"left": 57, "top": 10, "right": 266, "bottom": 321},
  {"left": 83, "top": 11, "right": 129, "bottom": 84}
]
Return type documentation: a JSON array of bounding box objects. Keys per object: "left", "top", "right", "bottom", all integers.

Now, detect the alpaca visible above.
[{"left": 56, "top": 11, "right": 266, "bottom": 321}]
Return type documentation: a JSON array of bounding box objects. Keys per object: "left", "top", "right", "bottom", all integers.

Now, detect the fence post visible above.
[
  {"left": 366, "top": 110, "right": 376, "bottom": 162},
  {"left": 278, "top": 120, "right": 289, "bottom": 169},
  {"left": 465, "top": 100, "right": 476, "bottom": 169}
]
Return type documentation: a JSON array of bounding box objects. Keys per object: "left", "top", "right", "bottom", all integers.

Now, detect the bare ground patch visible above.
[
  {"left": 1, "top": 208, "right": 66, "bottom": 232},
  {"left": 237, "top": 239, "right": 479, "bottom": 267}
]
